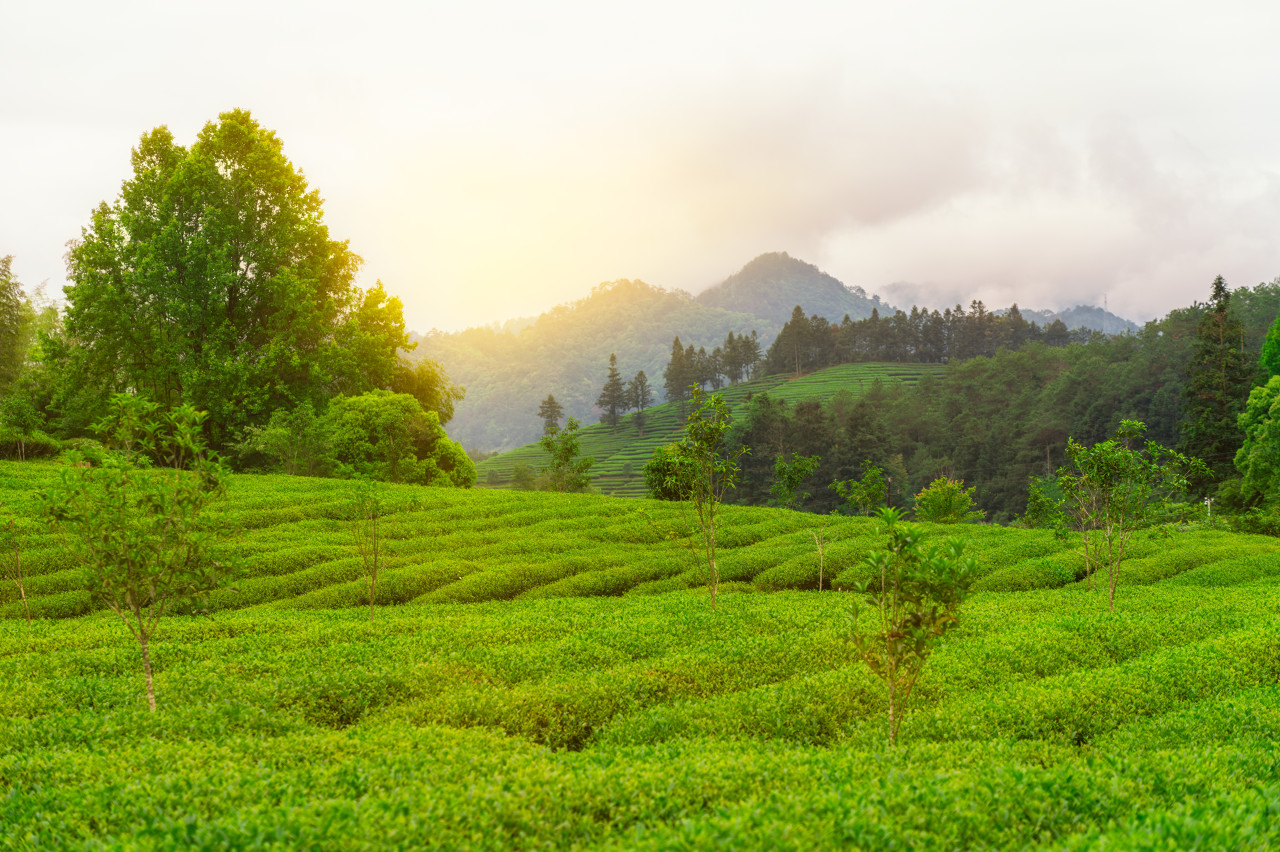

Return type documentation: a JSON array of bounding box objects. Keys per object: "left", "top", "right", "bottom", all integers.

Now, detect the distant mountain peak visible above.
[{"left": 697, "top": 252, "right": 887, "bottom": 325}]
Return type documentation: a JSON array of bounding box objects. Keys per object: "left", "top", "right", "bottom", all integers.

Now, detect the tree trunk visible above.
[
  {"left": 140, "top": 632, "right": 156, "bottom": 712},
  {"left": 888, "top": 680, "right": 898, "bottom": 746}
]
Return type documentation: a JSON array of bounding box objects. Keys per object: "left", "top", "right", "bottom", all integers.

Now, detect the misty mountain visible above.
[
  {"left": 1015, "top": 305, "right": 1140, "bottom": 335},
  {"left": 412, "top": 279, "right": 769, "bottom": 452},
  {"left": 696, "top": 252, "right": 889, "bottom": 325}
]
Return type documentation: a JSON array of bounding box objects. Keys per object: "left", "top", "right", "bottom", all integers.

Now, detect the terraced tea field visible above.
[
  {"left": 476, "top": 362, "right": 942, "bottom": 497},
  {"left": 3, "top": 461, "right": 1280, "bottom": 849}
]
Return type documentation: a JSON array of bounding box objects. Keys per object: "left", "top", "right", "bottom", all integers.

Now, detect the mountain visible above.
[
  {"left": 412, "top": 279, "right": 769, "bottom": 452},
  {"left": 1015, "top": 305, "right": 1139, "bottom": 335},
  {"left": 696, "top": 252, "right": 888, "bottom": 325}
]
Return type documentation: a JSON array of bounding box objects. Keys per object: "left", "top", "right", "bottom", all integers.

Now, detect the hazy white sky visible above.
[{"left": 4, "top": 0, "right": 1280, "bottom": 331}]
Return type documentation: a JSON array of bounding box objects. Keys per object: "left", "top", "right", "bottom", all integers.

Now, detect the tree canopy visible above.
[{"left": 57, "top": 110, "right": 415, "bottom": 447}]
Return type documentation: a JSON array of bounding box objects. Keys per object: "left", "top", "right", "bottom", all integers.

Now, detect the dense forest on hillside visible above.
[
  {"left": 414, "top": 279, "right": 767, "bottom": 450},
  {"left": 727, "top": 280, "right": 1280, "bottom": 521}
]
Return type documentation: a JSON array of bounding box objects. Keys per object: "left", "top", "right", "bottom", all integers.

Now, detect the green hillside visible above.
[
  {"left": 414, "top": 279, "right": 770, "bottom": 452},
  {"left": 3, "top": 462, "right": 1280, "bottom": 848},
  {"left": 476, "top": 362, "right": 943, "bottom": 497}
]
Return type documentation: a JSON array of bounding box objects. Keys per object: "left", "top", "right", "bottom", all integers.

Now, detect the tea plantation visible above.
[
  {"left": 3, "top": 460, "right": 1280, "bottom": 849},
  {"left": 475, "top": 362, "right": 941, "bottom": 497}
]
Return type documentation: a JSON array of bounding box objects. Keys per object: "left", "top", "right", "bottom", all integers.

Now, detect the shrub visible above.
[{"left": 913, "top": 477, "right": 985, "bottom": 524}]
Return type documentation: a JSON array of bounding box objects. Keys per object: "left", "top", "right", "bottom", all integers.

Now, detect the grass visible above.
[
  {"left": 475, "top": 362, "right": 942, "bottom": 497},
  {"left": 3, "top": 460, "right": 1280, "bottom": 849}
]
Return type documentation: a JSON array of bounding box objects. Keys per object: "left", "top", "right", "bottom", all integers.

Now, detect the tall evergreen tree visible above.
[
  {"left": 1179, "top": 276, "right": 1255, "bottom": 487},
  {"left": 537, "top": 394, "right": 564, "bottom": 435},
  {"left": 663, "top": 336, "right": 692, "bottom": 408},
  {"left": 627, "top": 370, "right": 653, "bottom": 436},
  {"left": 596, "top": 353, "right": 627, "bottom": 430}
]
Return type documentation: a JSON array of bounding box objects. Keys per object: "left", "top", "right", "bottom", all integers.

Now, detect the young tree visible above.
[
  {"left": 0, "top": 516, "right": 30, "bottom": 624},
  {"left": 913, "top": 477, "right": 986, "bottom": 524},
  {"left": 537, "top": 394, "right": 564, "bottom": 435},
  {"left": 540, "top": 417, "right": 594, "bottom": 492},
  {"left": 769, "top": 453, "right": 820, "bottom": 509},
  {"left": 850, "top": 508, "right": 978, "bottom": 746},
  {"left": 347, "top": 480, "right": 387, "bottom": 620},
  {"left": 1048, "top": 420, "right": 1202, "bottom": 611},
  {"left": 660, "top": 390, "right": 748, "bottom": 609},
  {"left": 596, "top": 353, "right": 628, "bottom": 430},
  {"left": 663, "top": 336, "right": 692, "bottom": 411},
  {"left": 44, "top": 396, "right": 229, "bottom": 711},
  {"left": 831, "top": 464, "right": 887, "bottom": 516},
  {"left": 626, "top": 370, "right": 653, "bottom": 437}
]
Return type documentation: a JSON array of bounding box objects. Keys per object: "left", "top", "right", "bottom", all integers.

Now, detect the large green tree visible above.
[{"left": 58, "top": 110, "right": 414, "bottom": 446}]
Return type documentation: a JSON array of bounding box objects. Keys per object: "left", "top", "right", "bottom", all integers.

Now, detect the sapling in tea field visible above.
[
  {"left": 348, "top": 479, "right": 387, "bottom": 619},
  {"left": 1, "top": 515, "right": 30, "bottom": 623},
  {"left": 1029, "top": 420, "right": 1204, "bottom": 612},
  {"left": 540, "top": 417, "right": 594, "bottom": 492},
  {"left": 851, "top": 507, "right": 977, "bottom": 746},
  {"left": 44, "top": 395, "right": 228, "bottom": 711},
  {"left": 658, "top": 389, "right": 748, "bottom": 609}
]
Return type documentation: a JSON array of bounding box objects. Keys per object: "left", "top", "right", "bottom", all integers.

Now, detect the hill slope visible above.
[
  {"left": 696, "top": 251, "right": 889, "bottom": 325},
  {"left": 475, "top": 362, "right": 944, "bottom": 497},
  {"left": 413, "top": 279, "right": 769, "bottom": 452}
]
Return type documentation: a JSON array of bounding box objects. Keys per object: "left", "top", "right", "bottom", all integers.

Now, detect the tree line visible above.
[
  {"left": 721, "top": 279, "right": 1280, "bottom": 524},
  {"left": 764, "top": 302, "right": 1092, "bottom": 376}
]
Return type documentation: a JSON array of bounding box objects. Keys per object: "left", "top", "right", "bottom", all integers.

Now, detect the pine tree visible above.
[
  {"left": 627, "top": 370, "right": 653, "bottom": 436},
  {"left": 1180, "top": 276, "right": 1255, "bottom": 488},
  {"left": 537, "top": 394, "right": 564, "bottom": 435},
  {"left": 596, "top": 353, "right": 627, "bottom": 430},
  {"left": 663, "top": 336, "right": 691, "bottom": 409}
]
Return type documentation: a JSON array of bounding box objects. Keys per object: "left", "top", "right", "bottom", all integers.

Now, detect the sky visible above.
[{"left": 4, "top": 0, "right": 1280, "bottom": 333}]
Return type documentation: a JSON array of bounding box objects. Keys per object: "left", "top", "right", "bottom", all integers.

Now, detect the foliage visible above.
[
  {"left": 1234, "top": 375, "right": 1280, "bottom": 505},
  {"left": 347, "top": 480, "right": 387, "bottom": 619},
  {"left": 537, "top": 394, "right": 564, "bottom": 435},
  {"left": 390, "top": 358, "right": 465, "bottom": 426},
  {"left": 831, "top": 464, "right": 887, "bottom": 516},
  {"left": 769, "top": 453, "right": 820, "bottom": 509},
  {"left": 660, "top": 390, "right": 748, "bottom": 608},
  {"left": 1262, "top": 312, "right": 1280, "bottom": 378},
  {"left": 0, "top": 255, "right": 35, "bottom": 392},
  {"left": 539, "top": 417, "right": 593, "bottom": 492},
  {"left": 849, "top": 507, "right": 978, "bottom": 745},
  {"left": 323, "top": 391, "right": 475, "bottom": 487},
  {"left": 595, "top": 353, "right": 627, "bottom": 430},
  {"left": 232, "top": 401, "right": 327, "bottom": 476},
  {"left": 1053, "top": 420, "right": 1203, "bottom": 611},
  {"left": 913, "top": 477, "right": 986, "bottom": 524},
  {"left": 1179, "top": 277, "right": 1256, "bottom": 490},
  {"left": 41, "top": 396, "right": 228, "bottom": 710},
  {"left": 56, "top": 110, "right": 415, "bottom": 447},
  {"left": 0, "top": 515, "right": 30, "bottom": 623},
  {"left": 626, "top": 370, "right": 653, "bottom": 437}
]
